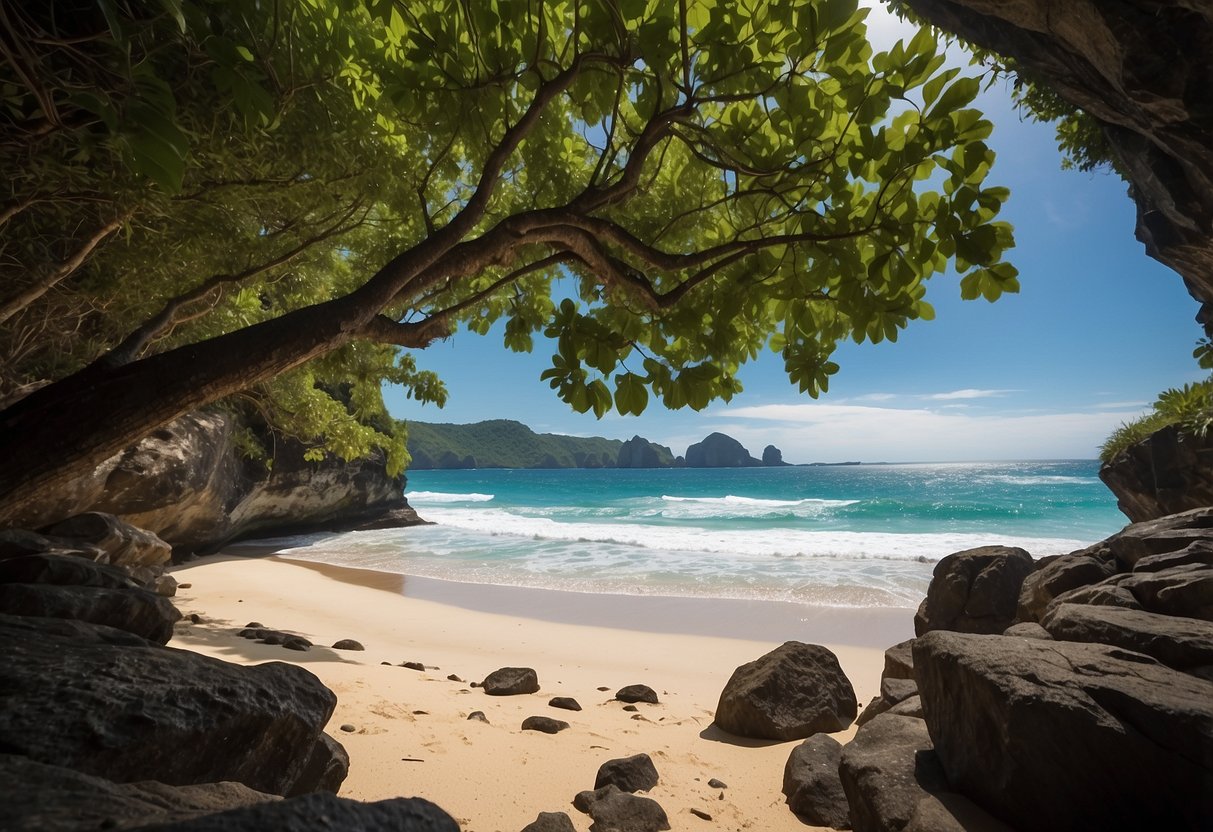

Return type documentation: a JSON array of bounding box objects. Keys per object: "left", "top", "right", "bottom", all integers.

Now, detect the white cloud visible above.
[
  {"left": 849, "top": 392, "right": 898, "bottom": 402},
  {"left": 924, "top": 388, "right": 1018, "bottom": 401},
  {"left": 693, "top": 402, "right": 1132, "bottom": 462}
]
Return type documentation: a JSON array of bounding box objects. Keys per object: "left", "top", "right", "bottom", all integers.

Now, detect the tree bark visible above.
[{"left": 901, "top": 0, "right": 1213, "bottom": 329}]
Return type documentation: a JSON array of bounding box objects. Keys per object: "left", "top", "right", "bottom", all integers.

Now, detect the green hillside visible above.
[{"left": 405, "top": 419, "right": 675, "bottom": 469}]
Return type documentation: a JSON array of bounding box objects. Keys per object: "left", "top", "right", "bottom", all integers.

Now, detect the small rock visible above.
[
  {"left": 188, "top": 613, "right": 203, "bottom": 624},
  {"left": 597, "top": 686, "right": 610, "bottom": 691},
  {"left": 622, "top": 704, "right": 639, "bottom": 712},
  {"left": 260, "top": 634, "right": 284, "bottom": 645},
  {"left": 331, "top": 639, "right": 364, "bottom": 651},
  {"left": 707, "top": 778, "right": 727, "bottom": 789},
  {"left": 521, "top": 716, "right": 569, "bottom": 734},
  {"left": 339, "top": 724, "right": 356, "bottom": 733},
  {"left": 246, "top": 622, "right": 264, "bottom": 628},
  {"left": 595, "top": 753, "right": 659, "bottom": 793},
  {"left": 177, "top": 582, "right": 192, "bottom": 589},
  {"left": 380, "top": 661, "right": 391, "bottom": 666},
  {"left": 282, "top": 637, "right": 311, "bottom": 652},
  {"left": 467, "top": 711, "right": 489, "bottom": 723},
  {"left": 521, "top": 811, "right": 578, "bottom": 832},
  {"left": 615, "top": 684, "right": 659, "bottom": 704},
  {"left": 482, "top": 667, "right": 539, "bottom": 695},
  {"left": 689, "top": 808, "right": 712, "bottom": 820},
  {"left": 401, "top": 661, "right": 425, "bottom": 671},
  {"left": 447, "top": 674, "right": 464, "bottom": 682},
  {"left": 549, "top": 697, "right": 582, "bottom": 711}
]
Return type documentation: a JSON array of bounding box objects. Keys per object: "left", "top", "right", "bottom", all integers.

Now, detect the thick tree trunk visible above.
[
  {"left": 902, "top": 0, "right": 1213, "bottom": 328},
  {"left": 0, "top": 295, "right": 364, "bottom": 528}
]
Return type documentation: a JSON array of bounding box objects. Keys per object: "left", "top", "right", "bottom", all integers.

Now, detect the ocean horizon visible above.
[{"left": 239, "top": 459, "right": 1127, "bottom": 610}]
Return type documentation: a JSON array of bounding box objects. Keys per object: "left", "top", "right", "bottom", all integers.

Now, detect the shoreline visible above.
[{"left": 168, "top": 552, "right": 898, "bottom": 831}]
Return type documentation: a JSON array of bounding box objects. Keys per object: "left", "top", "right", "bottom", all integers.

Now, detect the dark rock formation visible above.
[
  {"left": 0, "top": 613, "right": 338, "bottom": 796},
  {"left": 915, "top": 546, "right": 1034, "bottom": 636},
  {"left": 1101, "top": 426, "right": 1213, "bottom": 521},
  {"left": 521, "top": 715, "right": 569, "bottom": 734},
  {"left": 903, "top": 792, "right": 1016, "bottom": 832},
  {"left": 714, "top": 642, "right": 857, "bottom": 740},
  {"left": 44, "top": 512, "right": 172, "bottom": 568},
  {"left": 913, "top": 630, "right": 1213, "bottom": 831},
  {"left": 762, "top": 445, "right": 790, "bottom": 466},
  {"left": 583, "top": 788, "right": 670, "bottom": 832},
  {"left": 287, "top": 733, "right": 349, "bottom": 797},
  {"left": 331, "top": 638, "right": 364, "bottom": 650},
  {"left": 684, "top": 432, "right": 761, "bottom": 468},
  {"left": 549, "top": 696, "right": 581, "bottom": 711},
  {"left": 1016, "top": 551, "right": 1117, "bottom": 622},
  {"left": 594, "top": 753, "right": 659, "bottom": 794},
  {"left": 1000, "top": 621, "right": 1051, "bottom": 640},
  {"left": 128, "top": 792, "right": 460, "bottom": 831},
  {"left": 0, "top": 552, "right": 137, "bottom": 589},
  {"left": 898, "top": 1, "right": 1213, "bottom": 327},
  {"left": 522, "top": 811, "right": 578, "bottom": 832},
  {"left": 1102, "top": 507, "right": 1213, "bottom": 568},
  {"left": 482, "top": 666, "right": 539, "bottom": 695},
  {"left": 838, "top": 714, "right": 946, "bottom": 832},
  {"left": 615, "top": 684, "right": 659, "bottom": 704},
  {"left": 616, "top": 436, "right": 672, "bottom": 468},
  {"left": 0, "top": 582, "right": 180, "bottom": 644},
  {"left": 9, "top": 411, "right": 423, "bottom": 552},
  {"left": 782, "top": 734, "right": 851, "bottom": 829},
  {"left": 1041, "top": 602, "right": 1213, "bottom": 670},
  {"left": 0, "top": 755, "right": 277, "bottom": 832},
  {"left": 573, "top": 784, "right": 620, "bottom": 814}
]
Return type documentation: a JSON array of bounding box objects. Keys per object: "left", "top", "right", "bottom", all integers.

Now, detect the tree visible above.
[{"left": 0, "top": 0, "right": 1015, "bottom": 526}]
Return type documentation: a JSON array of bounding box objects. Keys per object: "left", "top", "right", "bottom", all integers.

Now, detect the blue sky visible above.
[{"left": 385, "top": 2, "right": 1205, "bottom": 463}]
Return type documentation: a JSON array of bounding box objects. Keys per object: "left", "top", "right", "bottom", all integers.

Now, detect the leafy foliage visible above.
[
  {"left": 1100, "top": 378, "right": 1213, "bottom": 462},
  {"left": 2, "top": 0, "right": 1016, "bottom": 481}
]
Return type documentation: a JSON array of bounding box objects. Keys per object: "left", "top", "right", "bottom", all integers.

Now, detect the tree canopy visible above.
[{"left": 0, "top": 0, "right": 1015, "bottom": 525}]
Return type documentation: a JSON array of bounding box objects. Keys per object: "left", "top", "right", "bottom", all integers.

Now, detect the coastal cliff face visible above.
[
  {"left": 901, "top": 0, "right": 1213, "bottom": 328},
  {"left": 685, "top": 433, "right": 762, "bottom": 468},
  {"left": 1100, "top": 425, "right": 1213, "bottom": 521},
  {"left": 21, "top": 411, "right": 420, "bottom": 554}
]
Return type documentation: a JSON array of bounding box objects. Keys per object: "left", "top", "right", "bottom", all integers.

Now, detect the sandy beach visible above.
[{"left": 169, "top": 553, "right": 913, "bottom": 832}]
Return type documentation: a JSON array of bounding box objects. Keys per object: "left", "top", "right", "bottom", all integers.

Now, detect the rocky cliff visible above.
[
  {"left": 1100, "top": 424, "right": 1213, "bottom": 521},
  {"left": 616, "top": 436, "right": 676, "bottom": 468},
  {"left": 684, "top": 433, "right": 762, "bottom": 468},
  {"left": 21, "top": 411, "right": 421, "bottom": 554},
  {"left": 901, "top": 0, "right": 1213, "bottom": 331}
]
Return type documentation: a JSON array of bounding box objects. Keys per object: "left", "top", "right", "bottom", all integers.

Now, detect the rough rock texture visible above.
[
  {"left": 615, "top": 436, "right": 672, "bottom": 468},
  {"left": 549, "top": 696, "right": 582, "bottom": 711},
  {"left": 782, "top": 733, "right": 851, "bottom": 829},
  {"left": 128, "top": 792, "right": 460, "bottom": 831},
  {"left": 521, "top": 716, "right": 569, "bottom": 734},
  {"left": 1042, "top": 601, "right": 1213, "bottom": 670},
  {"left": 44, "top": 512, "right": 172, "bottom": 568},
  {"left": 914, "top": 546, "right": 1034, "bottom": 636},
  {"left": 0, "top": 613, "right": 338, "bottom": 796},
  {"left": 838, "top": 714, "right": 946, "bottom": 832},
  {"left": 882, "top": 639, "right": 915, "bottom": 681},
  {"left": 521, "top": 812, "right": 578, "bottom": 832},
  {"left": 1101, "top": 426, "right": 1213, "bottom": 521},
  {"left": 1016, "top": 552, "right": 1117, "bottom": 622},
  {"left": 1000, "top": 621, "right": 1051, "bottom": 640},
  {"left": 287, "top": 733, "right": 349, "bottom": 797},
  {"left": 482, "top": 666, "right": 539, "bottom": 695},
  {"left": 714, "top": 641, "right": 857, "bottom": 740},
  {"left": 914, "top": 630, "right": 1213, "bottom": 831},
  {"left": 0, "top": 755, "right": 277, "bottom": 832},
  {"left": 584, "top": 789, "right": 670, "bottom": 832},
  {"left": 903, "top": 793, "right": 1016, "bottom": 832},
  {"left": 898, "top": 1, "right": 1213, "bottom": 325},
  {"left": 1103, "top": 507, "right": 1213, "bottom": 568},
  {"left": 615, "top": 684, "right": 659, "bottom": 704},
  {"left": 0, "top": 582, "right": 181, "bottom": 644},
  {"left": 0, "top": 527, "right": 108, "bottom": 561},
  {"left": 0, "top": 552, "right": 137, "bottom": 589},
  {"left": 684, "top": 432, "right": 760, "bottom": 468},
  {"left": 10, "top": 411, "right": 423, "bottom": 552},
  {"left": 594, "top": 753, "right": 660, "bottom": 794},
  {"left": 1116, "top": 563, "right": 1213, "bottom": 620}
]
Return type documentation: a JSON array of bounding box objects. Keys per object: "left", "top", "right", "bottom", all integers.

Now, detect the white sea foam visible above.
[
  {"left": 412, "top": 506, "right": 1089, "bottom": 561},
  {"left": 661, "top": 494, "right": 860, "bottom": 507},
  {"left": 404, "top": 490, "right": 495, "bottom": 503}
]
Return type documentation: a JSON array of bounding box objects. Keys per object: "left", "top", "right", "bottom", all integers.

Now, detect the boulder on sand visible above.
[
  {"left": 782, "top": 733, "right": 850, "bottom": 828},
  {"left": 481, "top": 666, "right": 539, "bottom": 695},
  {"left": 914, "top": 546, "right": 1033, "bottom": 635},
  {"left": 714, "top": 642, "right": 856, "bottom": 740}
]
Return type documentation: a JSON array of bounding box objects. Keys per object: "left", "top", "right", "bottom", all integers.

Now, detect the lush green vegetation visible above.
[
  {"left": 1, "top": 0, "right": 1017, "bottom": 521},
  {"left": 405, "top": 419, "right": 673, "bottom": 469},
  {"left": 1100, "top": 379, "right": 1213, "bottom": 462}
]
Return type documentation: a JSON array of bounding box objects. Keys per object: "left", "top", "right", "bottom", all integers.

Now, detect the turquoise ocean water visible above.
[{"left": 252, "top": 460, "right": 1128, "bottom": 609}]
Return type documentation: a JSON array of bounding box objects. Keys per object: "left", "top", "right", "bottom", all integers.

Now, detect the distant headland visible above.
[{"left": 406, "top": 419, "right": 809, "bottom": 470}]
